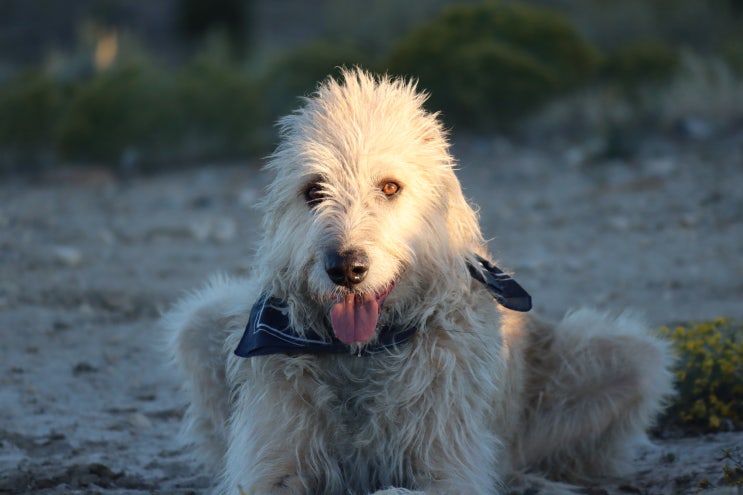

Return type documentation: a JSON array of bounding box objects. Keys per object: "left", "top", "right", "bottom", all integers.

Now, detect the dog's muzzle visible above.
[{"left": 322, "top": 248, "right": 392, "bottom": 345}]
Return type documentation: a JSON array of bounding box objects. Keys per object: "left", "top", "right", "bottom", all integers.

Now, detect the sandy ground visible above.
[{"left": 1, "top": 133, "right": 742, "bottom": 494}]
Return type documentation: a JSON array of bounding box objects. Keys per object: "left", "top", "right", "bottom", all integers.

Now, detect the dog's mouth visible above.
[{"left": 328, "top": 284, "right": 394, "bottom": 345}]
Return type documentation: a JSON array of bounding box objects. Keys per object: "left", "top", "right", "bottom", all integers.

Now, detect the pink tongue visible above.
[{"left": 329, "top": 293, "right": 380, "bottom": 344}]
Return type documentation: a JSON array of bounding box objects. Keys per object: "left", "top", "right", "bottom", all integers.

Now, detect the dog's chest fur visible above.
[
  {"left": 318, "top": 353, "right": 411, "bottom": 432},
  {"left": 285, "top": 351, "right": 423, "bottom": 490}
]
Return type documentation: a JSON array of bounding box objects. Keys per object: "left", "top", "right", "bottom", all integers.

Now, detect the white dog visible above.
[{"left": 164, "top": 69, "right": 674, "bottom": 494}]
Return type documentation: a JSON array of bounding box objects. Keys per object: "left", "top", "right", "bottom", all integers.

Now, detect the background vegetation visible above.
[
  {"left": 0, "top": 0, "right": 742, "bottom": 173},
  {"left": 660, "top": 318, "right": 743, "bottom": 433}
]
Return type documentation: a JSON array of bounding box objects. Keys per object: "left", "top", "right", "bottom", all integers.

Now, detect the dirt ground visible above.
[{"left": 1, "top": 132, "right": 742, "bottom": 494}]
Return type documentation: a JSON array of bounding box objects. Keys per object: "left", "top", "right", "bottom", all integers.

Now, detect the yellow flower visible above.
[
  {"left": 660, "top": 317, "right": 742, "bottom": 428},
  {"left": 690, "top": 399, "right": 707, "bottom": 419},
  {"left": 709, "top": 415, "right": 720, "bottom": 429}
]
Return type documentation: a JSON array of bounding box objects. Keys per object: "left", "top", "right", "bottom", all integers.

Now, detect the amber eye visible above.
[
  {"left": 305, "top": 184, "right": 325, "bottom": 206},
  {"left": 381, "top": 181, "right": 401, "bottom": 198}
]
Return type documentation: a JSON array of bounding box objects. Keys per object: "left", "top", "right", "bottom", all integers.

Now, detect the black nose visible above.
[{"left": 325, "top": 249, "right": 369, "bottom": 287}]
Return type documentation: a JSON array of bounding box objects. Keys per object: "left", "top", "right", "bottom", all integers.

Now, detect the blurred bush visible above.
[
  {"left": 385, "top": 2, "right": 601, "bottom": 129},
  {"left": 0, "top": 70, "right": 63, "bottom": 166},
  {"left": 55, "top": 62, "right": 177, "bottom": 166},
  {"left": 660, "top": 318, "right": 743, "bottom": 432},
  {"left": 260, "top": 40, "right": 374, "bottom": 122},
  {"left": 1, "top": 48, "right": 268, "bottom": 171},
  {"left": 51, "top": 49, "right": 265, "bottom": 168},
  {"left": 602, "top": 40, "right": 681, "bottom": 89},
  {"left": 176, "top": 0, "right": 252, "bottom": 59},
  {"left": 723, "top": 40, "right": 743, "bottom": 76},
  {"left": 176, "top": 53, "right": 264, "bottom": 160},
  {"left": 2, "top": 0, "right": 742, "bottom": 173}
]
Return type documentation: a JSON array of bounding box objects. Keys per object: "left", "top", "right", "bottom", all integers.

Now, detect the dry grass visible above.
[
  {"left": 655, "top": 52, "right": 743, "bottom": 125},
  {"left": 525, "top": 50, "right": 743, "bottom": 144}
]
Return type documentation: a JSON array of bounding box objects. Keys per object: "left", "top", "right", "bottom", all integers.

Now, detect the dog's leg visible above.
[
  {"left": 217, "top": 351, "right": 348, "bottom": 495},
  {"left": 366, "top": 346, "right": 508, "bottom": 495},
  {"left": 163, "top": 275, "right": 255, "bottom": 471},
  {"left": 513, "top": 309, "right": 674, "bottom": 482}
]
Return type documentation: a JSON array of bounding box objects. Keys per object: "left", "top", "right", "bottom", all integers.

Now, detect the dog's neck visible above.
[
  {"left": 234, "top": 254, "right": 531, "bottom": 358},
  {"left": 234, "top": 293, "right": 417, "bottom": 358}
]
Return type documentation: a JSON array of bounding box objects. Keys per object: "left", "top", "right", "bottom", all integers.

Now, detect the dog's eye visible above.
[
  {"left": 305, "top": 184, "right": 325, "bottom": 206},
  {"left": 381, "top": 181, "right": 401, "bottom": 198}
]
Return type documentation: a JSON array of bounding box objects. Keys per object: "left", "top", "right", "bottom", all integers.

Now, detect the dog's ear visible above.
[{"left": 443, "top": 170, "right": 484, "bottom": 254}]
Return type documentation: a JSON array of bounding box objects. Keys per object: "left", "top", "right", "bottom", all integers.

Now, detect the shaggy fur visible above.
[{"left": 164, "top": 69, "right": 674, "bottom": 495}]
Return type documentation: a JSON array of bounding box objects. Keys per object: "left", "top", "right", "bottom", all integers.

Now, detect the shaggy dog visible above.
[{"left": 164, "top": 69, "right": 673, "bottom": 494}]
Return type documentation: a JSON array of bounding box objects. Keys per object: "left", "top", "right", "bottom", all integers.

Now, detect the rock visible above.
[
  {"left": 238, "top": 188, "right": 259, "bottom": 206},
  {"left": 128, "top": 412, "right": 153, "bottom": 430},
  {"left": 188, "top": 217, "right": 237, "bottom": 243},
  {"left": 644, "top": 156, "right": 676, "bottom": 177},
  {"left": 608, "top": 215, "right": 631, "bottom": 232},
  {"left": 98, "top": 229, "right": 116, "bottom": 244},
  {"left": 51, "top": 246, "right": 83, "bottom": 267},
  {"left": 188, "top": 218, "right": 211, "bottom": 241},
  {"left": 72, "top": 362, "right": 99, "bottom": 375},
  {"left": 212, "top": 218, "right": 236, "bottom": 243},
  {"left": 676, "top": 117, "right": 716, "bottom": 140},
  {"left": 679, "top": 213, "right": 699, "bottom": 228}
]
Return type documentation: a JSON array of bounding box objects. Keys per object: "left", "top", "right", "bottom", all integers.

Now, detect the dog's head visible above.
[{"left": 255, "top": 68, "right": 484, "bottom": 346}]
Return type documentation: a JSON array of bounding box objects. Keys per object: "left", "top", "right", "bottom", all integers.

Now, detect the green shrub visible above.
[
  {"left": 660, "top": 318, "right": 743, "bottom": 431},
  {"left": 0, "top": 70, "right": 62, "bottom": 153},
  {"left": 176, "top": 54, "right": 265, "bottom": 159},
  {"left": 723, "top": 40, "right": 743, "bottom": 76},
  {"left": 2, "top": 46, "right": 276, "bottom": 169},
  {"left": 385, "top": 2, "right": 601, "bottom": 130},
  {"left": 176, "top": 0, "right": 251, "bottom": 59},
  {"left": 55, "top": 62, "right": 178, "bottom": 164},
  {"left": 603, "top": 41, "right": 681, "bottom": 89},
  {"left": 260, "top": 40, "right": 374, "bottom": 121}
]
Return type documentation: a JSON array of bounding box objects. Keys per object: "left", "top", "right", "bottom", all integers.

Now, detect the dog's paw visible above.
[
  {"left": 271, "top": 474, "right": 304, "bottom": 494},
  {"left": 371, "top": 488, "right": 425, "bottom": 495},
  {"left": 237, "top": 474, "right": 304, "bottom": 495},
  {"left": 506, "top": 473, "right": 588, "bottom": 495}
]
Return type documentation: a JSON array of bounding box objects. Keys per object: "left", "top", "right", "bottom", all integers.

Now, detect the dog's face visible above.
[{"left": 256, "top": 69, "right": 483, "bottom": 345}]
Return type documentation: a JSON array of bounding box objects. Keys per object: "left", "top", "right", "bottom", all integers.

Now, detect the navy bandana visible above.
[
  {"left": 234, "top": 253, "right": 531, "bottom": 358},
  {"left": 466, "top": 253, "right": 532, "bottom": 312}
]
